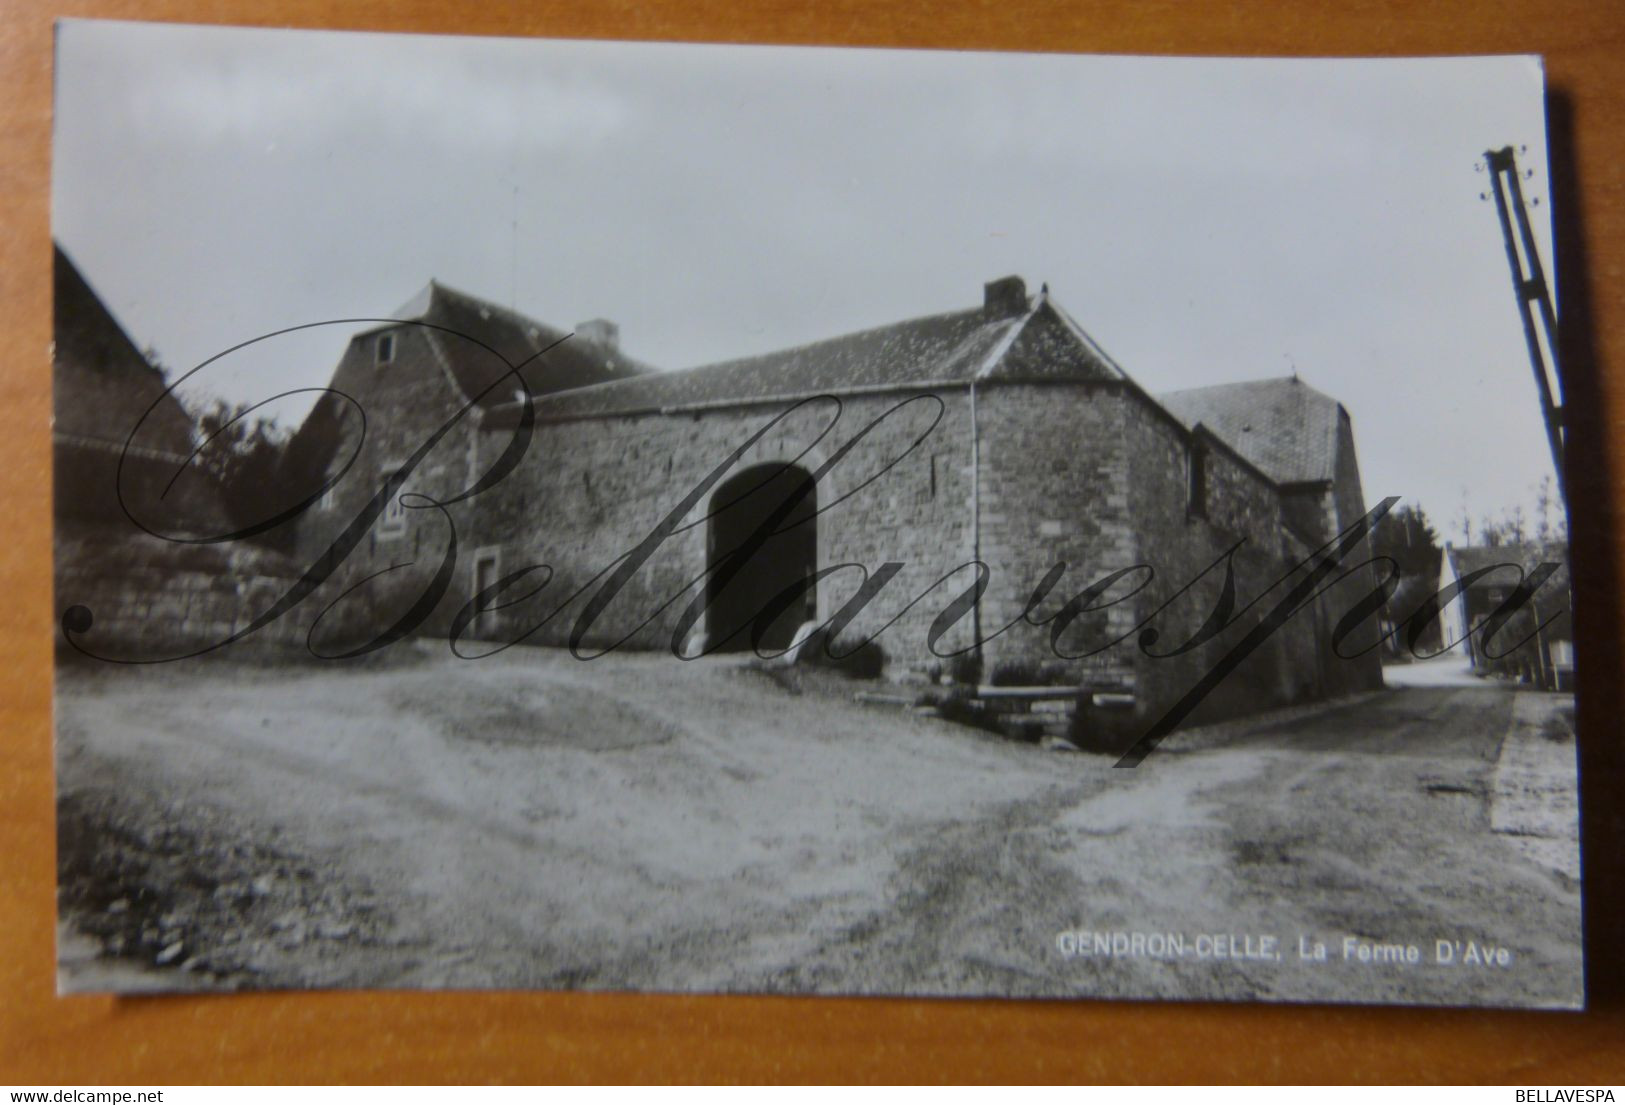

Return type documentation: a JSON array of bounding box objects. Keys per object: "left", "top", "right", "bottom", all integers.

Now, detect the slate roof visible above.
[
  {"left": 1157, "top": 376, "right": 1344, "bottom": 486},
  {"left": 507, "top": 287, "right": 1128, "bottom": 421},
  {"left": 383, "top": 280, "right": 655, "bottom": 410}
]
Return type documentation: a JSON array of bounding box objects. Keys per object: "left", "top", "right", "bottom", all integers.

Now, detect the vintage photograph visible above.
[{"left": 50, "top": 22, "right": 1580, "bottom": 1007}]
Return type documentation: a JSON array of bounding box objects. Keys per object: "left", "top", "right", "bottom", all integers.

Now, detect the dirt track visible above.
[{"left": 54, "top": 647, "right": 1582, "bottom": 1006}]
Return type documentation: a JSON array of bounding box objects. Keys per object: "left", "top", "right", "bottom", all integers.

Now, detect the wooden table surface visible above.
[{"left": 3, "top": 0, "right": 1624, "bottom": 1085}]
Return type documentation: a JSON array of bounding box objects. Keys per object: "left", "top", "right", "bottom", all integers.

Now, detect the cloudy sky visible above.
[{"left": 52, "top": 21, "right": 1559, "bottom": 537}]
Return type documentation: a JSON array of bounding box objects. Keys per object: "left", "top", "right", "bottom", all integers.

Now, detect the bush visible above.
[
  {"left": 932, "top": 688, "right": 1003, "bottom": 735},
  {"left": 988, "top": 659, "right": 1076, "bottom": 687},
  {"left": 1068, "top": 696, "right": 1140, "bottom": 755},
  {"left": 794, "top": 627, "right": 886, "bottom": 680},
  {"left": 947, "top": 651, "right": 983, "bottom": 686},
  {"left": 308, "top": 570, "right": 436, "bottom": 656}
]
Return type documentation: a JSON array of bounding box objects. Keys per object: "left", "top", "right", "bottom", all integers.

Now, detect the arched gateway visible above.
[{"left": 705, "top": 463, "right": 818, "bottom": 652}]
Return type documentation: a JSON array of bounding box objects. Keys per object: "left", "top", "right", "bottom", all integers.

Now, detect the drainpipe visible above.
[
  {"left": 969, "top": 379, "right": 982, "bottom": 652},
  {"left": 965, "top": 281, "right": 1038, "bottom": 672}
]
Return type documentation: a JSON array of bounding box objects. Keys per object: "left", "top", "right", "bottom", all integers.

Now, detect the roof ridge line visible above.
[
  {"left": 1161, "top": 374, "right": 1330, "bottom": 397},
  {"left": 419, "top": 327, "right": 482, "bottom": 409},
  {"left": 674, "top": 304, "right": 984, "bottom": 375},
  {"left": 973, "top": 297, "right": 1041, "bottom": 380},
  {"left": 1042, "top": 295, "right": 1130, "bottom": 382},
  {"left": 428, "top": 278, "right": 559, "bottom": 338}
]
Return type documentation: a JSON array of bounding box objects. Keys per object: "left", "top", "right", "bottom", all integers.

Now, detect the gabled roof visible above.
[
  {"left": 383, "top": 280, "right": 655, "bottom": 410},
  {"left": 52, "top": 242, "right": 195, "bottom": 457},
  {"left": 513, "top": 284, "right": 1127, "bottom": 421},
  {"left": 284, "top": 281, "right": 656, "bottom": 488},
  {"left": 1158, "top": 376, "right": 1344, "bottom": 486},
  {"left": 1445, "top": 542, "right": 1569, "bottom": 584}
]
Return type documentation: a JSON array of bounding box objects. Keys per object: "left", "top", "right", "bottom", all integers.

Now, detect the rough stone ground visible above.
[{"left": 53, "top": 647, "right": 1583, "bottom": 1007}]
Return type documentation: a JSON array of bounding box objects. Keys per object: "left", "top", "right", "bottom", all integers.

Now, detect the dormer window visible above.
[{"left": 376, "top": 332, "right": 395, "bottom": 365}]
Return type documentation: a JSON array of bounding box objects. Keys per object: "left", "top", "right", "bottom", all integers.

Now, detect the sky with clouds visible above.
[{"left": 52, "top": 21, "right": 1560, "bottom": 538}]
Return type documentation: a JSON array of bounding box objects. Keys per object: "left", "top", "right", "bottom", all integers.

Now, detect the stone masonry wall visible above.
[
  {"left": 279, "top": 355, "right": 1369, "bottom": 727},
  {"left": 465, "top": 390, "right": 981, "bottom": 672},
  {"left": 55, "top": 530, "right": 307, "bottom": 659},
  {"left": 970, "top": 382, "right": 1138, "bottom": 690},
  {"left": 290, "top": 324, "right": 489, "bottom": 640},
  {"left": 1118, "top": 398, "right": 1333, "bottom": 726}
]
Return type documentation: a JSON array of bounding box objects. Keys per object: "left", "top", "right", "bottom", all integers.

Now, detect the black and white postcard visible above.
[{"left": 50, "top": 22, "right": 1581, "bottom": 1007}]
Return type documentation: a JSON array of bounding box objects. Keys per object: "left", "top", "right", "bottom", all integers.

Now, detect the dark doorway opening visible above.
[{"left": 706, "top": 463, "right": 818, "bottom": 652}]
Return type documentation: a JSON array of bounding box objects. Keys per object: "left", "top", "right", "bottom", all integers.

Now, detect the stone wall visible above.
[
  {"left": 290, "top": 322, "right": 488, "bottom": 637},
  {"left": 970, "top": 381, "right": 1138, "bottom": 690},
  {"left": 1117, "top": 394, "right": 1339, "bottom": 727},
  {"left": 464, "top": 390, "right": 981, "bottom": 670},
  {"left": 279, "top": 354, "right": 1377, "bottom": 734},
  {"left": 55, "top": 531, "right": 308, "bottom": 659}
]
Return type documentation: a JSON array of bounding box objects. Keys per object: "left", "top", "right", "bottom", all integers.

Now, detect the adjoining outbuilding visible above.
[{"left": 1438, "top": 543, "right": 1573, "bottom": 691}]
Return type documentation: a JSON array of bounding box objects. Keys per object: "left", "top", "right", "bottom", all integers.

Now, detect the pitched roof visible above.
[
  {"left": 52, "top": 242, "right": 196, "bottom": 457},
  {"left": 387, "top": 280, "right": 655, "bottom": 410},
  {"left": 283, "top": 281, "right": 656, "bottom": 488},
  {"left": 1446, "top": 542, "right": 1569, "bottom": 583},
  {"left": 510, "top": 285, "right": 1127, "bottom": 421},
  {"left": 1157, "top": 376, "right": 1344, "bottom": 486}
]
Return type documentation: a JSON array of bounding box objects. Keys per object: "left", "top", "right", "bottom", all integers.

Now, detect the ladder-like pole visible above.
[{"left": 1484, "top": 146, "right": 1565, "bottom": 500}]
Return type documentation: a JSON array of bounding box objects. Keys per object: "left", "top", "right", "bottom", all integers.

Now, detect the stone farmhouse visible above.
[{"left": 286, "top": 274, "right": 1383, "bottom": 731}]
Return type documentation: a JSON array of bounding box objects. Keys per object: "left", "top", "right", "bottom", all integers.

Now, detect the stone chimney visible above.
[
  {"left": 575, "top": 318, "right": 619, "bottom": 350},
  {"left": 983, "top": 275, "right": 1028, "bottom": 318}
]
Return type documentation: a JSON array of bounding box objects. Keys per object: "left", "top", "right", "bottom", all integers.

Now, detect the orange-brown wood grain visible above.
[{"left": 3, "top": 0, "right": 1624, "bottom": 1084}]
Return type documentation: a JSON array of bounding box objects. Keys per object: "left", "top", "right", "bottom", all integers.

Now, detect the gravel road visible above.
[{"left": 54, "top": 647, "right": 1582, "bottom": 1007}]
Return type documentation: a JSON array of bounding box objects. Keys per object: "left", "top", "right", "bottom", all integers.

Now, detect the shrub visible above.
[
  {"left": 1068, "top": 696, "right": 1140, "bottom": 755},
  {"left": 794, "top": 627, "right": 886, "bottom": 680},
  {"left": 932, "top": 688, "right": 1002, "bottom": 735},
  {"left": 947, "top": 651, "right": 983, "bottom": 686},
  {"left": 988, "top": 659, "right": 1076, "bottom": 686},
  {"left": 308, "top": 570, "right": 436, "bottom": 656}
]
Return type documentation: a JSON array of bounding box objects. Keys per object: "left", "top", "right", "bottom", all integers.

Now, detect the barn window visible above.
[
  {"left": 378, "top": 458, "right": 408, "bottom": 539},
  {"left": 376, "top": 332, "right": 396, "bottom": 365},
  {"left": 471, "top": 548, "right": 502, "bottom": 639},
  {"left": 1187, "top": 442, "right": 1208, "bottom": 518}
]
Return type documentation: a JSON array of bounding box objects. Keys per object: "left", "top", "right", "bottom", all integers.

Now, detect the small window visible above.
[
  {"left": 376, "top": 333, "right": 395, "bottom": 365},
  {"left": 472, "top": 549, "right": 502, "bottom": 639},
  {"left": 928, "top": 453, "right": 943, "bottom": 500},
  {"left": 1188, "top": 443, "right": 1208, "bottom": 518},
  {"left": 378, "top": 458, "right": 408, "bottom": 539}
]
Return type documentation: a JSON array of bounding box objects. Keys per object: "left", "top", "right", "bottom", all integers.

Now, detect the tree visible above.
[
  {"left": 194, "top": 399, "right": 294, "bottom": 548},
  {"left": 1372, "top": 503, "right": 1441, "bottom": 576},
  {"left": 1478, "top": 505, "right": 1532, "bottom": 547},
  {"left": 1371, "top": 503, "right": 1443, "bottom": 654},
  {"left": 1534, "top": 475, "right": 1567, "bottom": 544}
]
